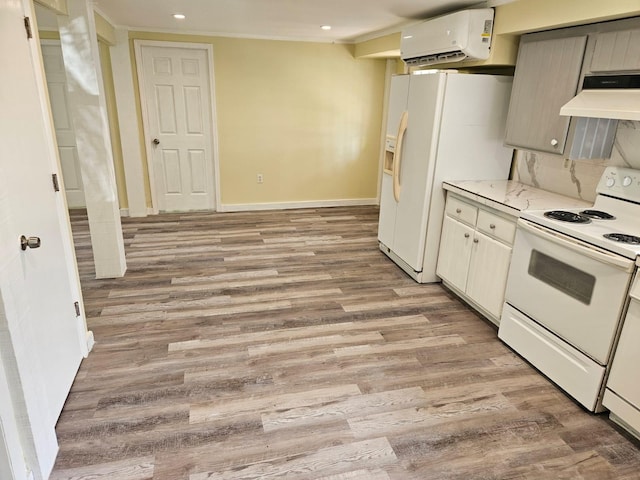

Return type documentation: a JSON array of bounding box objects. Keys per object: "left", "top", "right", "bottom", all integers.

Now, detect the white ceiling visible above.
[{"left": 36, "top": 0, "right": 513, "bottom": 43}]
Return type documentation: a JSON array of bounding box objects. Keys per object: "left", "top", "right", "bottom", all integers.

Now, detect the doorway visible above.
[
  {"left": 40, "top": 39, "right": 86, "bottom": 208},
  {"left": 135, "top": 41, "right": 220, "bottom": 213}
]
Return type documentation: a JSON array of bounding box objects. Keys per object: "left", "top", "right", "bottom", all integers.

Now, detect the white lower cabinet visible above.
[
  {"left": 466, "top": 232, "right": 512, "bottom": 318},
  {"left": 437, "top": 216, "right": 474, "bottom": 292},
  {"left": 436, "top": 194, "right": 516, "bottom": 325}
]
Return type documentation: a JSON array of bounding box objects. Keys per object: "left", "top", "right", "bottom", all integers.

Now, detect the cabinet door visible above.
[
  {"left": 504, "top": 34, "right": 587, "bottom": 155},
  {"left": 391, "top": 73, "right": 444, "bottom": 271},
  {"left": 378, "top": 75, "right": 410, "bottom": 248},
  {"left": 466, "top": 232, "right": 512, "bottom": 320},
  {"left": 436, "top": 216, "right": 474, "bottom": 292},
  {"left": 591, "top": 29, "right": 640, "bottom": 72},
  {"left": 606, "top": 300, "right": 640, "bottom": 403},
  {"left": 378, "top": 173, "right": 397, "bottom": 247}
]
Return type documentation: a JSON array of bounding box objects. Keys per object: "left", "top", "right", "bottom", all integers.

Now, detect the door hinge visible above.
[
  {"left": 24, "top": 17, "right": 33, "bottom": 39},
  {"left": 52, "top": 173, "right": 60, "bottom": 192},
  {"left": 74, "top": 302, "right": 81, "bottom": 317}
]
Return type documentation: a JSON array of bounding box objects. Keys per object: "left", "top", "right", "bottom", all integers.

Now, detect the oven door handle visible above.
[{"left": 517, "top": 219, "right": 635, "bottom": 272}]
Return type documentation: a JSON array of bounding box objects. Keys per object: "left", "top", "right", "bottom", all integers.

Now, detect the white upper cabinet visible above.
[
  {"left": 505, "top": 17, "right": 640, "bottom": 158},
  {"left": 591, "top": 29, "right": 640, "bottom": 72},
  {"left": 504, "top": 33, "right": 587, "bottom": 155}
]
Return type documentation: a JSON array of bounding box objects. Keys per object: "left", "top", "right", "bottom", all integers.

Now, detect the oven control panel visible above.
[{"left": 597, "top": 167, "right": 640, "bottom": 203}]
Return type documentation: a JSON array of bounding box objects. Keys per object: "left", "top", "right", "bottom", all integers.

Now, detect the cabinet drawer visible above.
[
  {"left": 445, "top": 196, "right": 477, "bottom": 226},
  {"left": 477, "top": 209, "right": 516, "bottom": 244}
]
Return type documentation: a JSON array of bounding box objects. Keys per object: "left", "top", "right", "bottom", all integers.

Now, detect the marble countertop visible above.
[{"left": 443, "top": 180, "right": 592, "bottom": 217}]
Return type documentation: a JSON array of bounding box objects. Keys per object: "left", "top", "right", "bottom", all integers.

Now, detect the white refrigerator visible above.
[{"left": 378, "top": 71, "right": 513, "bottom": 283}]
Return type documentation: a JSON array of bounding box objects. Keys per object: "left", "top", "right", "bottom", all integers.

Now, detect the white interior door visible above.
[
  {"left": 137, "top": 42, "right": 217, "bottom": 212},
  {"left": 0, "top": 3, "right": 85, "bottom": 474},
  {"left": 40, "top": 40, "right": 86, "bottom": 208}
]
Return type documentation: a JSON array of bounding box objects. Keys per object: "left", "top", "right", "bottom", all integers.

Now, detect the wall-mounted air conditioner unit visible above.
[{"left": 401, "top": 9, "right": 494, "bottom": 67}]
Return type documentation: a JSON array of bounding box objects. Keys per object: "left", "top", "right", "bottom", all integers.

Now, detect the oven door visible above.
[{"left": 503, "top": 219, "right": 635, "bottom": 364}]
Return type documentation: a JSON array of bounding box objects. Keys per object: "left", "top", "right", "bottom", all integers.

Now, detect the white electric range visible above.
[
  {"left": 521, "top": 175, "right": 640, "bottom": 260},
  {"left": 499, "top": 166, "right": 640, "bottom": 412}
]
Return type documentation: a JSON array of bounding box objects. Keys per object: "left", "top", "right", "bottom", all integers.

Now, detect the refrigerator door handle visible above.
[{"left": 393, "top": 111, "right": 408, "bottom": 202}]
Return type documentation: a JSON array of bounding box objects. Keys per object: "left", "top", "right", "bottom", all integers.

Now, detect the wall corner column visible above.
[
  {"left": 110, "top": 29, "right": 148, "bottom": 217},
  {"left": 57, "top": 0, "right": 126, "bottom": 278}
]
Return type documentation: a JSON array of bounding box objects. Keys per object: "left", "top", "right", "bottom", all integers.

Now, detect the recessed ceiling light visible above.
[
  {"left": 321, "top": 25, "right": 332, "bottom": 31},
  {"left": 173, "top": 13, "right": 186, "bottom": 19}
]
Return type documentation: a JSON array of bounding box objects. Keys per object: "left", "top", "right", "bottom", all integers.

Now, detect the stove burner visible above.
[
  {"left": 543, "top": 210, "right": 591, "bottom": 223},
  {"left": 580, "top": 209, "right": 616, "bottom": 220},
  {"left": 604, "top": 233, "right": 640, "bottom": 244}
]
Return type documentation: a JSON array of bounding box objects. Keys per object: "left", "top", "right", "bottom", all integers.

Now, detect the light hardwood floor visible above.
[{"left": 51, "top": 206, "right": 640, "bottom": 479}]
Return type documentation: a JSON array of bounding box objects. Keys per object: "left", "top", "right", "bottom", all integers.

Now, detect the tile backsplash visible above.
[{"left": 513, "top": 120, "right": 640, "bottom": 202}]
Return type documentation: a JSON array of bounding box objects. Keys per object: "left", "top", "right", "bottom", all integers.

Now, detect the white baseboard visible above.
[
  {"left": 121, "top": 201, "right": 378, "bottom": 215},
  {"left": 218, "top": 198, "right": 378, "bottom": 213},
  {"left": 85, "top": 331, "right": 95, "bottom": 356}
]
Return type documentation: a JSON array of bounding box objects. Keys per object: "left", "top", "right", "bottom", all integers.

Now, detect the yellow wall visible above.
[
  {"left": 95, "top": 12, "right": 116, "bottom": 45},
  {"left": 495, "top": 0, "right": 640, "bottom": 35},
  {"left": 39, "top": 30, "right": 59, "bottom": 40},
  {"left": 354, "top": 33, "right": 401, "bottom": 58},
  {"left": 129, "top": 32, "right": 386, "bottom": 206},
  {"left": 34, "top": 0, "right": 67, "bottom": 15}
]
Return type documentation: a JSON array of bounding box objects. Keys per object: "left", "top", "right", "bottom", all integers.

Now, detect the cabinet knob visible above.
[
  {"left": 464, "top": 233, "right": 470, "bottom": 238},
  {"left": 473, "top": 238, "right": 479, "bottom": 243},
  {"left": 550, "top": 138, "right": 559, "bottom": 147},
  {"left": 456, "top": 208, "right": 462, "bottom": 214},
  {"left": 489, "top": 224, "right": 496, "bottom": 229}
]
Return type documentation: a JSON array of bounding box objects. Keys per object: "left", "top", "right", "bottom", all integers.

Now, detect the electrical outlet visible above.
[{"left": 257, "top": 174, "right": 264, "bottom": 184}]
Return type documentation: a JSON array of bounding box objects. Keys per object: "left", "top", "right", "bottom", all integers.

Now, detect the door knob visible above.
[
  {"left": 20, "top": 235, "right": 41, "bottom": 251},
  {"left": 153, "top": 138, "right": 160, "bottom": 145}
]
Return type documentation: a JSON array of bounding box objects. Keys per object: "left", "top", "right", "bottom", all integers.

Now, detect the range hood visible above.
[{"left": 560, "top": 75, "right": 640, "bottom": 121}]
